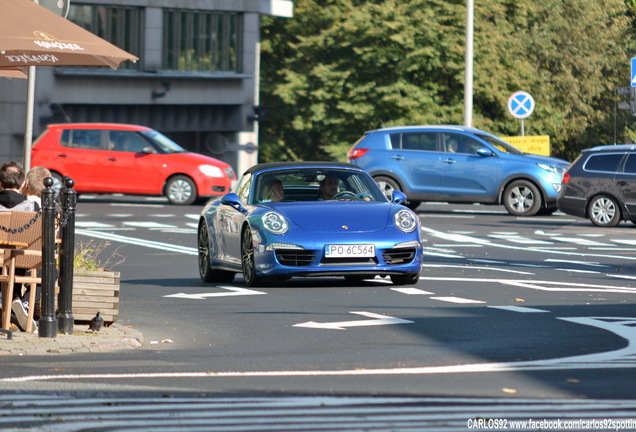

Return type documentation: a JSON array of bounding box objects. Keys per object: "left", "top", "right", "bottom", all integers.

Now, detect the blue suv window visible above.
[
  {"left": 443, "top": 133, "right": 482, "bottom": 154},
  {"left": 584, "top": 154, "right": 624, "bottom": 173},
  {"left": 390, "top": 133, "right": 436, "bottom": 151}
]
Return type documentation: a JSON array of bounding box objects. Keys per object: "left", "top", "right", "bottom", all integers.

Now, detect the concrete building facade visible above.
[{"left": 0, "top": 0, "right": 293, "bottom": 175}]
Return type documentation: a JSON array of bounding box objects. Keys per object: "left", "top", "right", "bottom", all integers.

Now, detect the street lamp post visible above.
[{"left": 463, "top": 0, "right": 474, "bottom": 128}]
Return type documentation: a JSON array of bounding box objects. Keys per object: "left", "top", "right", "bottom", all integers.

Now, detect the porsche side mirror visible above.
[
  {"left": 391, "top": 190, "right": 407, "bottom": 204},
  {"left": 221, "top": 193, "right": 246, "bottom": 213}
]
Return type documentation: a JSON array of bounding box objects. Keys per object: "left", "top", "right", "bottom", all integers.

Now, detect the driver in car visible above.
[{"left": 318, "top": 175, "right": 340, "bottom": 200}]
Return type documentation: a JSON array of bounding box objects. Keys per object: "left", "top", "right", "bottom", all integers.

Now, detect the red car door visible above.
[{"left": 104, "top": 130, "right": 164, "bottom": 195}]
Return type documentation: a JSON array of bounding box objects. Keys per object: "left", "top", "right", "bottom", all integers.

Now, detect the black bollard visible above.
[
  {"left": 58, "top": 177, "right": 76, "bottom": 334},
  {"left": 39, "top": 177, "right": 57, "bottom": 338}
]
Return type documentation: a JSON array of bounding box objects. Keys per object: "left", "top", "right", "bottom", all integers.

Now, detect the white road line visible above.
[
  {"left": 555, "top": 268, "right": 601, "bottom": 274},
  {"left": 76, "top": 229, "right": 198, "bottom": 255},
  {"left": 551, "top": 237, "right": 611, "bottom": 246},
  {"left": 421, "top": 226, "right": 636, "bottom": 260},
  {"left": 75, "top": 221, "right": 114, "bottom": 228},
  {"left": 488, "top": 234, "right": 552, "bottom": 245},
  {"left": 430, "top": 296, "right": 486, "bottom": 304},
  {"left": 391, "top": 288, "right": 433, "bottom": 295},
  {"left": 7, "top": 316, "right": 636, "bottom": 382},
  {"left": 544, "top": 258, "right": 607, "bottom": 267},
  {"left": 422, "top": 264, "right": 534, "bottom": 275},
  {"left": 123, "top": 221, "right": 176, "bottom": 228},
  {"left": 612, "top": 239, "right": 636, "bottom": 245},
  {"left": 489, "top": 306, "right": 549, "bottom": 313},
  {"left": 418, "top": 277, "right": 636, "bottom": 294}
]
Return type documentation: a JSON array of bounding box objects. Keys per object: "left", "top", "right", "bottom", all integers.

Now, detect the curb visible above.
[{"left": 0, "top": 323, "right": 144, "bottom": 356}]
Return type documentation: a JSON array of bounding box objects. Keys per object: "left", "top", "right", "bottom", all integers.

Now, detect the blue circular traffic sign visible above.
[{"left": 508, "top": 91, "right": 535, "bottom": 119}]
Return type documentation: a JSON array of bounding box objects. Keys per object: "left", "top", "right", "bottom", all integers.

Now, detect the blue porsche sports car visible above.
[{"left": 198, "top": 162, "right": 424, "bottom": 286}]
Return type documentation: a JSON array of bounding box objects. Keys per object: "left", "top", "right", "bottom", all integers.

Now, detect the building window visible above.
[
  {"left": 163, "top": 9, "right": 240, "bottom": 73},
  {"left": 68, "top": 5, "right": 142, "bottom": 70}
]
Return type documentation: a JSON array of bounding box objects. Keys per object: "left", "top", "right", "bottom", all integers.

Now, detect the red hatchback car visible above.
[{"left": 31, "top": 123, "right": 236, "bottom": 205}]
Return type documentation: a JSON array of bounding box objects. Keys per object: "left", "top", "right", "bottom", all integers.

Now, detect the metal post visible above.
[
  {"left": 58, "top": 177, "right": 76, "bottom": 333},
  {"left": 463, "top": 0, "right": 474, "bottom": 127},
  {"left": 39, "top": 177, "right": 57, "bottom": 338}
]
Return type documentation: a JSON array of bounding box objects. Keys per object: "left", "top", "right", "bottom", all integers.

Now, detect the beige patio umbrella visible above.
[
  {"left": 0, "top": 0, "right": 139, "bottom": 168},
  {"left": 0, "top": 69, "right": 26, "bottom": 79},
  {"left": 0, "top": 0, "right": 138, "bottom": 69}
]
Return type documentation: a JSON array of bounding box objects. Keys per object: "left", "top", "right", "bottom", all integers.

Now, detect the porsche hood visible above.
[{"left": 270, "top": 202, "right": 395, "bottom": 232}]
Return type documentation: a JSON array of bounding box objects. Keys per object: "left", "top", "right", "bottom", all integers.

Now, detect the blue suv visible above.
[{"left": 347, "top": 125, "right": 570, "bottom": 216}]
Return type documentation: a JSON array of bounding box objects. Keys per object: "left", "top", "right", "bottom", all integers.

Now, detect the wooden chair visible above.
[{"left": 0, "top": 211, "right": 44, "bottom": 333}]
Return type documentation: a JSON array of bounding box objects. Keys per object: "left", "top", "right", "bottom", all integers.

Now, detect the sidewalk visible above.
[{"left": 0, "top": 323, "right": 143, "bottom": 355}]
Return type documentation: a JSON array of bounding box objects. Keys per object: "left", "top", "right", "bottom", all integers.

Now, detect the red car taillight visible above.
[
  {"left": 347, "top": 148, "right": 370, "bottom": 160},
  {"left": 561, "top": 173, "right": 570, "bottom": 184}
]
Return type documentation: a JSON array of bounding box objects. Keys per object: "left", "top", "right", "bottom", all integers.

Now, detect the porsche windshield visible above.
[{"left": 253, "top": 168, "right": 388, "bottom": 204}]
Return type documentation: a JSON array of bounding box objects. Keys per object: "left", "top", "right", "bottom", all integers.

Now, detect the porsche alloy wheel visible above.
[
  {"left": 166, "top": 175, "right": 197, "bottom": 205},
  {"left": 241, "top": 228, "right": 262, "bottom": 287},
  {"left": 198, "top": 220, "right": 235, "bottom": 283}
]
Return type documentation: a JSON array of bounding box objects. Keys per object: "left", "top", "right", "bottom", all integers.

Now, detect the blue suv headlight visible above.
[{"left": 537, "top": 163, "right": 565, "bottom": 176}]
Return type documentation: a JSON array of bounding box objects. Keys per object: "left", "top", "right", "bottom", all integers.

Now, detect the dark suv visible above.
[{"left": 557, "top": 144, "right": 636, "bottom": 227}]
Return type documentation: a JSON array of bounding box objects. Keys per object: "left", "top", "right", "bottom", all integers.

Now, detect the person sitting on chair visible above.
[
  {"left": 23, "top": 166, "right": 51, "bottom": 210},
  {"left": 0, "top": 162, "right": 37, "bottom": 212}
]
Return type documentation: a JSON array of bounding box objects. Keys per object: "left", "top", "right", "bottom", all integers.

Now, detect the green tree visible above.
[{"left": 260, "top": 0, "right": 634, "bottom": 163}]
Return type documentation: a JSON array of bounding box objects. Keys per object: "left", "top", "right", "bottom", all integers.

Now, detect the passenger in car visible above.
[
  {"left": 446, "top": 138, "right": 458, "bottom": 153},
  {"left": 261, "top": 178, "right": 284, "bottom": 203}
]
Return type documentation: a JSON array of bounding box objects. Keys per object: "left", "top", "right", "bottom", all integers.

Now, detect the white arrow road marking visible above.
[
  {"left": 164, "top": 286, "right": 266, "bottom": 299},
  {"left": 293, "top": 311, "right": 413, "bottom": 330}
]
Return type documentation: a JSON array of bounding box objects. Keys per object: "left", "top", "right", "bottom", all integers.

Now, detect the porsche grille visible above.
[{"left": 276, "top": 250, "right": 316, "bottom": 266}]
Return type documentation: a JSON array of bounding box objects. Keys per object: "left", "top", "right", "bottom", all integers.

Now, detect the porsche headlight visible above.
[
  {"left": 199, "top": 164, "right": 224, "bottom": 177},
  {"left": 262, "top": 212, "right": 288, "bottom": 234},
  {"left": 394, "top": 209, "right": 417, "bottom": 233}
]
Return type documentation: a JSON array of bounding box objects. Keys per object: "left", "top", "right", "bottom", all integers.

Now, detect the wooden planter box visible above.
[{"left": 71, "top": 270, "right": 120, "bottom": 324}]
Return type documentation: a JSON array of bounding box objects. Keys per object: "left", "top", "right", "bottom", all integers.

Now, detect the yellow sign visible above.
[{"left": 500, "top": 135, "right": 550, "bottom": 156}]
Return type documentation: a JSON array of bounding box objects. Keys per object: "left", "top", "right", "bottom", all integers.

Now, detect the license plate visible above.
[{"left": 325, "top": 244, "right": 375, "bottom": 258}]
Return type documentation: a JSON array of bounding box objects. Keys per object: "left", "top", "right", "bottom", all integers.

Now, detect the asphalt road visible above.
[{"left": 2, "top": 196, "right": 636, "bottom": 429}]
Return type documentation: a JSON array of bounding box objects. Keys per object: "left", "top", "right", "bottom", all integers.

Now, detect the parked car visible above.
[
  {"left": 198, "top": 162, "right": 424, "bottom": 286},
  {"left": 31, "top": 123, "right": 236, "bottom": 205},
  {"left": 557, "top": 144, "right": 636, "bottom": 227},
  {"left": 347, "top": 125, "right": 570, "bottom": 216}
]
